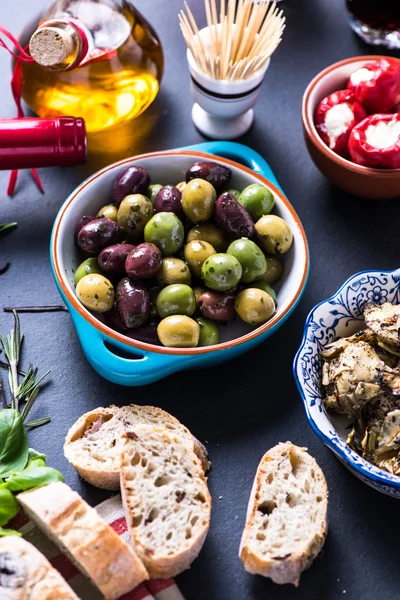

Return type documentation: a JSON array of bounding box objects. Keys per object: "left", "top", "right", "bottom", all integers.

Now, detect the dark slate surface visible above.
[{"left": 1, "top": 1, "right": 400, "bottom": 599}]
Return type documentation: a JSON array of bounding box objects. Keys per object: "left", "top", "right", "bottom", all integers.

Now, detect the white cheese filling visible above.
[
  {"left": 324, "top": 103, "right": 354, "bottom": 147},
  {"left": 365, "top": 119, "right": 400, "bottom": 150},
  {"left": 350, "top": 67, "right": 375, "bottom": 85}
]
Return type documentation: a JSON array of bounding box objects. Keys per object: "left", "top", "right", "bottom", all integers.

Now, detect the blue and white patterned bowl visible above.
[{"left": 293, "top": 269, "right": 400, "bottom": 498}]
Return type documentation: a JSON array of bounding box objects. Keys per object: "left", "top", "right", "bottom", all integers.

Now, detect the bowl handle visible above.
[
  {"left": 69, "top": 308, "right": 201, "bottom": 386},
  {"left": 182, "top": 141, "right": 284, "bottom": 193}
]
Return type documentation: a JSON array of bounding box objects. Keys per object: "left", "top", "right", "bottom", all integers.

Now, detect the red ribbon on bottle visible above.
[{"left": 0, "top": 25, "right": 44, "bottom": 196}]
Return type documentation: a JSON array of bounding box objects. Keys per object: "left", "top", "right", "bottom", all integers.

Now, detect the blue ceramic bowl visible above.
[
  {"left": 51, "top": 141, "right": 309, "bottom": 386},
  {"left": 294, "top": 269, "right": 400, "bottom": 498}
]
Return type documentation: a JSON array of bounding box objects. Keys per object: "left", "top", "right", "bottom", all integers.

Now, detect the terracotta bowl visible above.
[{"left": 302, "top": 56, "right": 400, "bottom": 200}]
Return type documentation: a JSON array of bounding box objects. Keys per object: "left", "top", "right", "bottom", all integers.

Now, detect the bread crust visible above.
[
  {"left": 17, "top": 482, "right": 148, "bottom": 600},
  {"left": 0, "top": 536, "right": 79, "bottom": 600},
  {"left": 239, "top": 442, "right": 328, "bottom": 586},
  {"left": 64, "top": 405, "right": 210, "bottom": 490},
  {"left": 120, "top": 424, "right": 211, "bottom": 579}
]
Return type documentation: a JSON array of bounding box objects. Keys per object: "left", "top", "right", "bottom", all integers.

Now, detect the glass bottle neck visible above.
[{"left": 29, "top": 19, "right": 89, "bottom": 71}]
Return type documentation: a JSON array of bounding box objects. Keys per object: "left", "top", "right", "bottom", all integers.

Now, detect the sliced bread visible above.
[
  {"left": 239, "top": 442, "right": 328, "bottom": 586},
  {"left": 0, "top": 536, "right": 79, "bottom": 600},
  {"left": 64, "top": 404, "right": 210, "bottom": 490},
  {"left": 17, "top": 481, "right": 148, "bottom": 600},
  {"left": 120, "top": 424, "right": 212, "bottom": 578}
]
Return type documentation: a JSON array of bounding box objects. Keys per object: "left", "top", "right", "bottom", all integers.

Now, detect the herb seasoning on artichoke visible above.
[{"left": 321, "top": 302, "right": 400, "bottom": 476}]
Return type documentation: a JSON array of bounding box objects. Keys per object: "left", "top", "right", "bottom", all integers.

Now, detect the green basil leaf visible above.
[
  {"left": 25, "top": 449, "right": 46, "bottom": 469},
  {"left": 0, "top": 409, "right": 29, "bottom": 478},
  {"left": 0, "top": 527, "right": 21, "bottom": 537},
  {"left": 1, "top": 465, "right": 63, "bottom": 493},
  {"left": 27, "top": 448, "right": 46, "bottom": 462},
  {"left": 0, "top": 488, "right": 19, "bottom": 526}
]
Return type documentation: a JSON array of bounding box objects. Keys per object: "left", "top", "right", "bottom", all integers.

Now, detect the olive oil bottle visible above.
[{"left": 19, "top": 0, "right": 163, "bottom": 133}]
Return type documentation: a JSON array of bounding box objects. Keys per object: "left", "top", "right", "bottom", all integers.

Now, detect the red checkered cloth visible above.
[{"left": 11, "top": 494, "right": 185, "bottom": 600}]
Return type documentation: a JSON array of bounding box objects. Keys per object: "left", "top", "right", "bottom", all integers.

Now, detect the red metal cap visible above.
[{"left": 0, "top": 117, "right": 87, "bottom": 170}]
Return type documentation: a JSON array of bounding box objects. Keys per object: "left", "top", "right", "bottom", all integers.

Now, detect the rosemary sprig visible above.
[
  {"left": 3, "top": 305, "right": 67, "bottom": 313},
  {"left": 0, "top": 310, "right": 22, "bottom": 405},
  {"left": 0, "top": 311, "right": 50, "bottom": 428},
  {"left": 0, "top": 223, "right": 17, "bottom": 234},
  {"left": 24, "top": 417, "right": 51, "bottom": 428},
  {"left": 0, "top": 360, "right": 25, "bottom": 376}
]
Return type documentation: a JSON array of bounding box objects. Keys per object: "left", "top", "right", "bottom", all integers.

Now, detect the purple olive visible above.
[
  {"left": 154, "top": 185, "right": 183, "bottom": 217},
  {"left": 116, "top": 278, "right": 150, "bottom": 329},
  {"left": 112, "top": 166, "right": 151, "bottom": 205},
  {"left": 215, "top": 192, "right": 255, "bottom": 239},
  {"left": 198, "top": 291, "right": 236, "bottom": 321},
  {"left": 98, "top": 244, "right": 135, "bottom": 275},
  {"left": 78, "top": 218, "right": 124, "bottom": 254},
  {"left": 186, "top": 161, "right": 231, "bottom": 191},
  {"left": 103, "top": 303, "right": 128, "bottom": 333},
  {"left": 75, "top": 215, "right": 96, "bottom": 242},
  {"left": 126, "top": 319, "right": 161, "bottom": 345},
  {"left": 125, "top": 243, "right": 162, "bottom": 279}
]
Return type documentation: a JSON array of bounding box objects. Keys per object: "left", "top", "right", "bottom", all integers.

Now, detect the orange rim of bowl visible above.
[
  {"left": 302, "top": 55, "right": 400, "bottom": 177},
  {"left": 53, "top": 150, "right": 309, "bottom": 355}
]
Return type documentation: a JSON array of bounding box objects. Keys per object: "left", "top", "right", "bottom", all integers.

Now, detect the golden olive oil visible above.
[{"left": 20, "top": 1, "right": 163, "bottom": 133}]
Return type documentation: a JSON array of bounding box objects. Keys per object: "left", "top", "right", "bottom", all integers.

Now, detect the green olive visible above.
[
  {"left": 74, "top": 257, "right": 102, "bottom": 286},
  {"left": 238, "top": 184, "right": 275, "bottom": 221},
  {"left": 201, "top": 253, "right": 242, "bottom": 292},
  {"left": 156, "top": 257, "right": 191, "bottom": 286},
  {"left": 184, "top": 240, "right": 216, "bottom": 278},
  {"left": 187, "top": 224, "right": 229, "bottom": 253},
  {"left": 182, "top": 178, "right": 217, "bottom": 222},
  {"left": 157, "top": 315, "right": 200, "bottom": 347},
  {"left": 176, "top": 181, "right": 187, "bottom": 192},
  {"left": 255, "top": 215, "right": 293, "bottom": 255},
  {"left": 260, "top": 255, "right": 283, "bottom": 284},
  {"left": 96, "top": 203, "right": 118, "bottom": 221},
  {"left": 196, "top": 317, "right": 220, "bottom": 346},
  {"left": 117, "top": 194, "right": 153, "bottom": 241},
  {"left": 227, "top": 238, "right": 267, "bottom": 283},
  {"left": 144, "top": 212, "right": 184, "bottom": 256},
  {"left": 235, "top": 288, "right": 275, "bottom": 325},
  {"left": 156, "top": 284, "right": 196, "bottom": 318},
  {"left": 248, "top": 281, "right": 277, "bottom": 303},
  {"left": 147, "top": 184, "right": 163, "bottom": 204},
  {"left": 226, "top": 188, "right": 240, "bottom": 200},
  {"left": 76, "top": 274, "right": 115, "bottom": 313}
]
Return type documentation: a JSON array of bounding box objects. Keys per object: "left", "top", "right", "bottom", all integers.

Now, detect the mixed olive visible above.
[{"left": 74, "top": 161, "right": 293, "bottom": 348}]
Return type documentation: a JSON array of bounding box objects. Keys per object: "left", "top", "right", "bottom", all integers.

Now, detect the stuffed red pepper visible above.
[
  {"left": 315, "top": 89, "right": 367, "bottom": 157},
  {"left": 349, "top": 113, "right": 400, "bottom": 169},
  {"left": 347, "top": 58, "right": 400, "bottom": 114}
]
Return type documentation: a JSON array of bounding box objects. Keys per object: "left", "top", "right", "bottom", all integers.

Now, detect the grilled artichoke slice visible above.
[
  {"left": 364, "top": 302, "right": 400, "bottom": 354},
  {"left": 379, "top": 367, "right": 400, "bottom": 396},
  {"left": 376, "top": 409, "right": 400, "bottom": 456},
  {"left": 320, "top": 302, "right": 400, "bottom": 476},
  {"left": 322, "top": 340, "right": 384, "bottom": 415}
]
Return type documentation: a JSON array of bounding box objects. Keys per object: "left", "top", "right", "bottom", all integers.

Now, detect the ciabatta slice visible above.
[
  {"left": 64, "top": 404, "right": 210, "bottom": 490},
  {"left": 120, "top": 424, "right": 211, "bottom": 578},
  {"left": 239, "top": 442, "right": 328, "bottom": 586},
  {"left": 17, "top": 481, "right": 148, "bottom": 600},
  {"left": 0, "top": 536, "right": 79, "bottom": 600}
]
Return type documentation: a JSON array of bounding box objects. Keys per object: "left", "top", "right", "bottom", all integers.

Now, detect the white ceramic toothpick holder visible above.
[{"left": 187, "top": 27, "right": 270, "bottom": 140}]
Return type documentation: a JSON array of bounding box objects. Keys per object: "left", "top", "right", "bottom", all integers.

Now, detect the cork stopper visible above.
[{"left": 29, "top": 27, "right": 74, "bottom": 67}]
